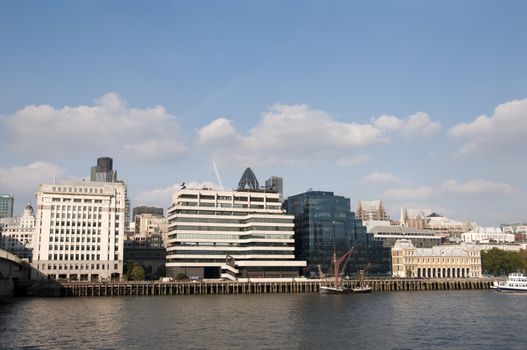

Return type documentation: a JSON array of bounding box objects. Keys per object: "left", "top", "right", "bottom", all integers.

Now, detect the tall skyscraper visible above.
[
  {"left": 32, "top": 181, "right": 127, "bottom": 281},
  {"left": 89, "top": 157, "right": 130, "bottom": 231},
  {"left": 0, "top": 194, "right": 14, "bottom": 218},
  {"left": 265, "top": 176, "right": 283, "bottom": 202},
  {"left": 237, "top": 167, "right": 260, "bottom": 190},
  {"left": 90, "top": 157, "right": 117, "bottom": 182},
  {"left": 284, "top": 191, "right": 391, "bottom": 276}
]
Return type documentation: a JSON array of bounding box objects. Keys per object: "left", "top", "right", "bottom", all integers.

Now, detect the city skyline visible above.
[{"left": 1, "top": 2, "right": 526, "bottom": 225}]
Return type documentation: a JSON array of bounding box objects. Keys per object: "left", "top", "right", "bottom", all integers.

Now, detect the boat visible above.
[
  {"left": 352, "top": 263, "right": 372, "bottom": 294},
  {"left": 319, "top": 223, "right": 353, "bottom": 294},
  {"left": 494, "top": 273, "right": 527, "bottom": 293}
]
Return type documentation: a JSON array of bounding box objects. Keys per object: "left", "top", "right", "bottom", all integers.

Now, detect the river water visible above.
[{"left": 1, "top": 290, "right": 526, "bottom": 349}]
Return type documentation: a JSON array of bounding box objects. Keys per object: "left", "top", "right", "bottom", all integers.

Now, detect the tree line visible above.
[{"left": 481, "top": 248, "right": 527, "bottom": 275}]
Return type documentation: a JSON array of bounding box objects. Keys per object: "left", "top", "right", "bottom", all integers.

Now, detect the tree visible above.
[
  {"left": 481, "top": 248, "right": 527, "bottom": 275},
  {"left": 126, "top": 262, "right": 146, "bottom": 281}
]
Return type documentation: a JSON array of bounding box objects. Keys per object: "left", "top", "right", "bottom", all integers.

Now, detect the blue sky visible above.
[{"left": 1, "top": 1, "right": 526, "bottom": 225}]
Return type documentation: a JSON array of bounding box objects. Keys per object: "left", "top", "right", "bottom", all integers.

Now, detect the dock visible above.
[{"left": 59, "top": 278, "right": 493, "bottom": 297}]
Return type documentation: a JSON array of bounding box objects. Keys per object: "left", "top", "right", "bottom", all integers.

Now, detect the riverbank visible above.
[{"left": 57, "top": 278, "right": 492, "bottom": 297}]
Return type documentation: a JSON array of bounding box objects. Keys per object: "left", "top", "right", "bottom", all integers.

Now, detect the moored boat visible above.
[{"left": 495, "top": 273, "right": 527, "bottom": 293}]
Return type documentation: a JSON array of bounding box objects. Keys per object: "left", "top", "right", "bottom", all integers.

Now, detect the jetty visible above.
[{"left": 59, "top": 278, "right": 493, "bottom": 297}]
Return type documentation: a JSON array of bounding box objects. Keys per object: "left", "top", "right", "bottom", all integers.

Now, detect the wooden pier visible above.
[{"left": 59, "top": 278, "right": 493, "bottom": 297}]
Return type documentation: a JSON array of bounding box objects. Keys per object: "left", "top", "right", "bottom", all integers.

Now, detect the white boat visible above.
[{"left": 495, "top": 273, "right": 527, "bottom": 293}]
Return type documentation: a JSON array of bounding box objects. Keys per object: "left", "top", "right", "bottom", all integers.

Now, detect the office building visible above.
[
  {"left": 392, "top": 239, "right": 481, "bottom": 279},
  {"left": 0, "top": 194, "right": 14, "bottom": 218},
  {"left": 166, "top": 186, "right": 306, "bottom": 280},
  {"left": 370, "top": 226, "right": 444, "bottom": 248},
  {"left": 90, "top": 157, "right": 117, "bottom": 182},
  {"left": 0, "top": 203, "right": 35, "bottom": 259},
  {"left": 32, "top": 180, "right": 127, "bottom": 281},
  {"left": 237, "top": 167, "right": 260, "bottom": 190},
  {"left": 284, "top": 191, "right": 391, "bottom": 276},
  {"left": 461, "top": 226, "right": 515, "bottom": 244},
  {"left": 265, "top": 176, "right": 284, "bottom": 202}
]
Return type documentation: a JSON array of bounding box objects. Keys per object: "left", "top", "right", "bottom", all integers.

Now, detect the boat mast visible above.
[{"left": 333, "top": 221, "right": 338, "bottom": 288}]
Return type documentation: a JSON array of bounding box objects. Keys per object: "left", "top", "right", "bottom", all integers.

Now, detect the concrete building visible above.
[
  {"left": 90, "top": 157, "right": 117, "bottom": 182},
  {"left": 166, "top": 186, "right": 306, "bottom": 280},
  {"left": 400, "top": 208, "right": 472, "bottom": 238},
  {"left": 370, "top": 226, "right": 444, "bottom": 248},
  {"left": 132, "top": 213, "right": 168, "bottom": 248},
  {"left": 357, "top": 200, "right": 389, "bottom": 221},
  {"left": 284, "top": 191, "right": 391, "bottom": 276},
  {"left": 502, "top": 224, "right": 527, "bottom": 241},
  {"left": 0, "top": 194, "right": 14, "bottom": 218},
  {"left": 392, "top": 239, "right": 481, "bottom": 279},
  {"left": 462, "top": 226, "right": 515, "bottom": 244},
  {"left": 265, "top": 176, "right": 284, "bottom": 202},
  {"left": 0, "top": 203, "right": 35, "bottom": 259},
  {"left": 32, "top": 180, "right": 127, "bottom": 281},
  {"left": 133, "top": 206, "right": 164, "bottom": 219}
]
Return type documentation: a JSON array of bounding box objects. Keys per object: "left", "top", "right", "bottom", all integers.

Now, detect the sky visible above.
[{"left": 1, "top": 1, "right": 526, "bottom": 225}]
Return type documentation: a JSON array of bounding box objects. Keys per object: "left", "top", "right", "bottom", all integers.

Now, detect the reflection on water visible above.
[{"left": 1, "top": 291, "right": 527, "bottom": 349}]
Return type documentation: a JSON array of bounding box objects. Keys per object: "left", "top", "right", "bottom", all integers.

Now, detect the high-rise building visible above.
[
  {"left": 32, "top": 180, "right": 127, "bottom": 281},
  {"left": 89, "top": 157, "right": 130, "bottom": 230},
  {"left": 265, "top": 176, "right": 283, "bottom": 202},
  {"left": 0, "top": 194, "right": 14, "bottom": 218},
  {"left": 90, "top": 157, "right": 117, "bottom": 182},
  {"left": 0, "top": 203, "right": 35, "bottom": 259},
  {"left": 237, "top": 167, "right": 260, "bottom": 190},
  {"left": 166, "top": 187, "right": 306, "bottom": 280},
  {"left": 284, "top": 191, "right": 391, "bottom": 276}
]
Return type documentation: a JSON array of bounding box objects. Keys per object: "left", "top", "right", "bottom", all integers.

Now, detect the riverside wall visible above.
[{"left": 58, "top": 278, "right": 493, "bottom": 297}]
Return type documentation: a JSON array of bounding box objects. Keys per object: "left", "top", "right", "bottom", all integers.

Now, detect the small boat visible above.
[
  {"left": 352, "top": 263, "right": 372, "bottom": 294},
  {"left": 495, "top": 273, "right": 527, "bottom": 293},
  {"left": 319, "top": 222, "right": 353, "bottom": 294}
]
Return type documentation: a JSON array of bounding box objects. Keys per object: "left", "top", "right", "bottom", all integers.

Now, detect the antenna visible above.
[{"left": 212, "top": 160, "right": 224, "bottom": 189}]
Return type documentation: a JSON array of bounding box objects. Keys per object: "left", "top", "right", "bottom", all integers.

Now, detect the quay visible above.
[{"left": 59, "top": 278, "right": 493, "bottom": 297}]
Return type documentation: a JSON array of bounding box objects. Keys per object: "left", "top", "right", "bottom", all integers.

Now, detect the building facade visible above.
[
  {"left": 356, "top": 200, "right": 389, "bottom": 221},
  {"left": 392, "top": 239, "right": 482, "bottom": 279},
  {"left": 400, "top": 209, "right": 472, "bottom": 238},
  {"left": 284, "top": 191, "right": 391, "bottom": 276},
  {"left": 370, "top": 226, "right": 443, "bottom": 248},
  {"left": 32, "top": 181, "right": 127, "bottom": 281},
  {"left": 0, "top": 203, "right": 35, "bottom": 259},
  {"left": 0, "top": 194, "right": 14, "bottom": 218},
  {"left": 462, "top": 226, "right": 515, "bottom": 244},
  {"left": 166, "top": 187, "right": 306, "bottom": 280},
  {"left": 132, "top": 213, "right": 168, "bottom": 248},
  {"left": 265, "top": 176, "right": 284, "bottom": 202}
]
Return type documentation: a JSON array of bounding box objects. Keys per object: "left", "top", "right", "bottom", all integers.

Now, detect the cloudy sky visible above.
[{"left": 1, "top": 1, "right": 526, "bottom": 225}]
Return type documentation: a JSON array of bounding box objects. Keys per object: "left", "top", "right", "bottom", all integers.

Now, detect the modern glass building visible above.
[
  {"left": 0, "top": 194, "right": 14, "bottom": 218},
  {"left": 284, "top": 191, "right": 391, "bottom": 276}
]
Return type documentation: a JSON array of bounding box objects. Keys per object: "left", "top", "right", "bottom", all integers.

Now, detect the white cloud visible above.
[
  {"left": 363, "top": 172, "right": 401, "bottom": 183},
  {"left": 199, "top": 104, "right": 441, "bottom": 165},
  {"left": 384, "top": 179, "right": 517, "bottom": 201},
  {"left": 134, "top": 181, "right": 221, "bottom": 208},
  {"left": 0, "top": 162, "right": 64, "bottom": 195},
  {"left": 441, "top": 179, "right": 516, "bottom": 194},
  {"left": 0, "top": 93, "right": 187, "bottom": 160},
  {"left": 336, "top": 155, "right": 370, "bottom": 167},
  {"left": 373, "top": 112, "right": 441, "bottom": 138},
  {"left": 384, "top": 186, "right": 435, "bottom": 201},
  {"left": 449, "top": 98, "right": 527, "bottom": 156}
]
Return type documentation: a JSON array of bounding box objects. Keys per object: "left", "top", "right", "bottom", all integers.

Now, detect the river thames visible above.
[{"left": 1, "top": 290, "right": 526, "bottom": 349}]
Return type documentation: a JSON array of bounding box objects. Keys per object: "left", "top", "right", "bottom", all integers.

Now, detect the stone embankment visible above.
[{"left": 59, "top": 278, "right": 492, "bottom": 297}]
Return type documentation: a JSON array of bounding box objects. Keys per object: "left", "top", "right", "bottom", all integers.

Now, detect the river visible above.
[{"left": 1, "top": 290, "right": 526, "bottom": 349}]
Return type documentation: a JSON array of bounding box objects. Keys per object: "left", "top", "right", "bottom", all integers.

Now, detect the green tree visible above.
[
  {"left": 126, "top": 262, "right": 146, "bottom": 281},
  {"left": 481, "top": 248, "right": 527, "bottom": 275}
]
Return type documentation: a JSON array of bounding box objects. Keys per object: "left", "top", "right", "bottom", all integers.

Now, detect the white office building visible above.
[
  {"left": 166, "top": 187, "right": 306, "bottom": 280},
  {"left": 462, "top": 226, "right": 515, "bottom": 244},
  {"left": 32, "top": 181, "right": 127, "bottom": 281},
  {"left": 0, "top": 203, "right": 35, "bottom": 258}
]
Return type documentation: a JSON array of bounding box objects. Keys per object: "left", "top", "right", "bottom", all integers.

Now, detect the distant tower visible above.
[
  {"left": 90, "top": 157, "right": 117, "bottom": 182},
  {"left": 265, "top": 176, "right": 284, "bottom": 202},
  {"left": 0, "top": 194, "right": 14, "bottom": 218},
  {"left": 237, "top": 167, "right": 260, "bottom": 190}
]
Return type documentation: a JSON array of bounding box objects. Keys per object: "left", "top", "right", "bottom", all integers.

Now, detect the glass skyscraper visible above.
[{"left": 284, "top": 191, "right": 391, "bottom": 276}]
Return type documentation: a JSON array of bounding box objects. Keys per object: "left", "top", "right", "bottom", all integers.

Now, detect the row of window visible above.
[
  {"left": 49, "top": 236, "right": 101, "bottom": 243},
  {"left": 172, "top": 225, "right": 293, "bottom": 232},
  {"left": 172, "top": 217, "right": 292, "bottom": 224},
  {"left": 43, "top": 263, "right": 119, "bottom": 271},
  {"left": 50, "top": 228, "right": 102, "bottom": 235},
  {"left": 47, "top": 253, "right": 119, "bottom": 261},
  {"left": 170, "top": 233, "right": 293, "bottom": 240}
]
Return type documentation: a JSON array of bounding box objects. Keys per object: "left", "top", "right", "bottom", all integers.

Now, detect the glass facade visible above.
[{"left": 284, "top": 191, "right": 391, "bottom": 276}]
